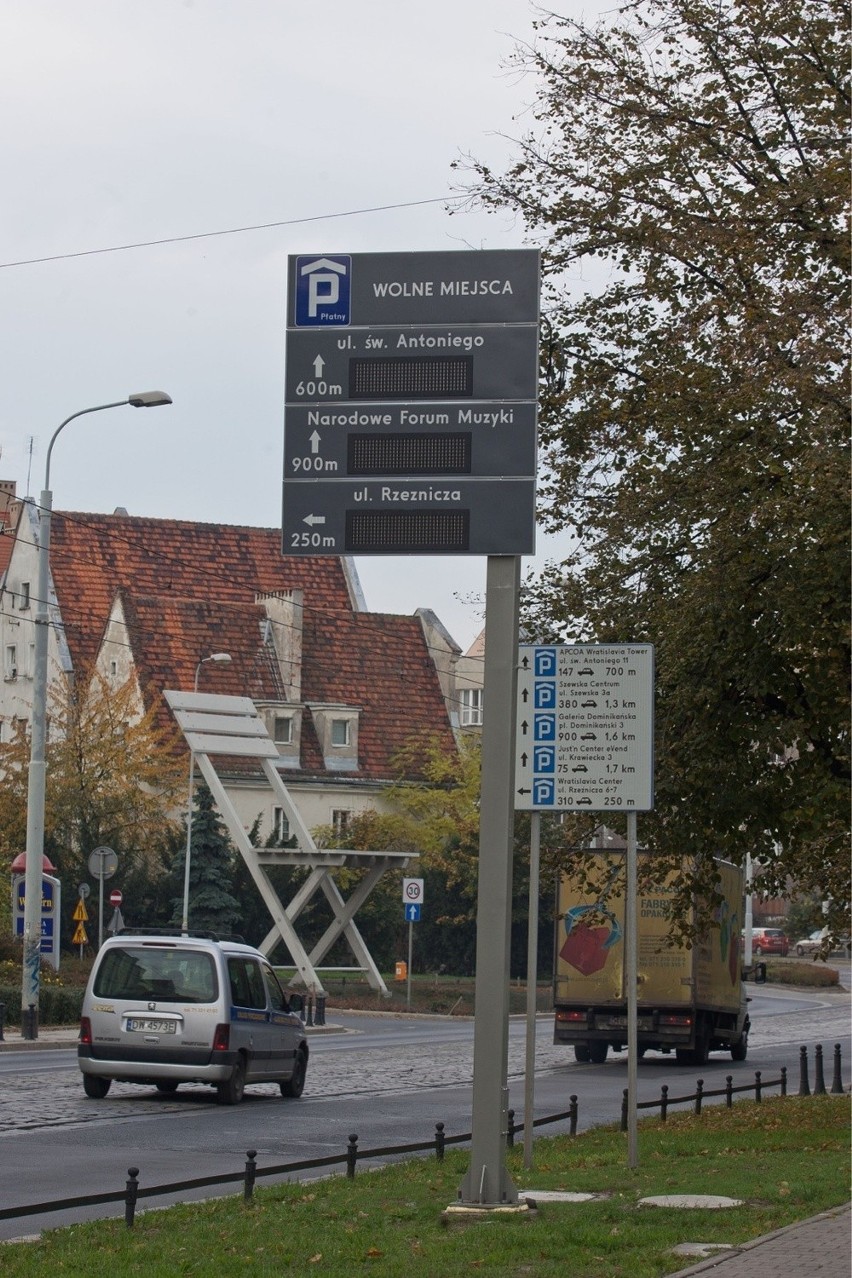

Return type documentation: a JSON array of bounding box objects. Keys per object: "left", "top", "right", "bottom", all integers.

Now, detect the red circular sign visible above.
[{"left": 109, "top": 889, "right": 123, "bottom": 907}]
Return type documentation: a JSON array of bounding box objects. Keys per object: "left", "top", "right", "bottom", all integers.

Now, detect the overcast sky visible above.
[{"left": 1, "top": 1, "right": 596, "bottom": 650}]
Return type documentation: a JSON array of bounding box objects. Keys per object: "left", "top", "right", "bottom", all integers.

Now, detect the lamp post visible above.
[
  {"left": 181, "top": 652, "right": 232, "bottom": 934},
  {"left": 21, "top": 392, "right": 172, "bottom": 1040}
]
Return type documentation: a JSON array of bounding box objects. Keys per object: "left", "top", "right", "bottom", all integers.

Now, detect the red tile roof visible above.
[
  {"left": 49, "top": 511, "right": 455, "bottom": 782},
  {"left": 300, "top": 609, "right": 457, "bottom": 779},
  {"left": 50, "top": 512, "right": 355, "bottom": 671}
]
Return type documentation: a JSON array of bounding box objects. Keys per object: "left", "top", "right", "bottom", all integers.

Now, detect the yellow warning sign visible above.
[
  {"left": 72, "top": 899, "right": 89, "bottom": 922},
  {"left": 72, "top": 921, "right": 88, "bottom": 945}
]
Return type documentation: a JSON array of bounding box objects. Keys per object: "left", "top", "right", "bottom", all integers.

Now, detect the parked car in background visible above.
[
  {"left": 750, "top": 927, "right": 789, "bottom": 956},
  {"left": 794, "top": 928, "right": 852, "bottom": 958},
  {"left": 795, "top": 929, "right": 826, "bottom": 957}
]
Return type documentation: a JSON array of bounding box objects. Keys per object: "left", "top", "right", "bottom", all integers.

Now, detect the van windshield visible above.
[{"left": 93, "top": 946, "right": 218, "bottom": 1003}]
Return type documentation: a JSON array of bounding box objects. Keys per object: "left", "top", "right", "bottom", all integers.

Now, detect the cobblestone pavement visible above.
[{"left": 0, "top": 990, "right": 848, "bottom": 1136}]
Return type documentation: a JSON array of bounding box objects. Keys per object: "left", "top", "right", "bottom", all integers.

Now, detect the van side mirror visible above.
[{"left": 288, "top": 993, "right": 304, "bottom": 1013}]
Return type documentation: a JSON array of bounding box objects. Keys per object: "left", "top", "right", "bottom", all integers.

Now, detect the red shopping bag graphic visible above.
[
  {"left": 559, "top": 904, "right": 622, "bottom": 976},
  {"left": 559, "top": 923, "right": 612, "bottom": 976}
]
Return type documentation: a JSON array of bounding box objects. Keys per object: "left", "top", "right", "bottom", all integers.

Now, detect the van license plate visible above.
[{"left": 126, "top": 1018, "right": 176, "bottom": 1034}]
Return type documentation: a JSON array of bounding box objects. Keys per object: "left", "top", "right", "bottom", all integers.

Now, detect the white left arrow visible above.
[
  {"left": 313, "top": 356, "right": 325, "bottom": 377},
  {"left": 303, "top": 514, "right": 326, "bottom": 526}
]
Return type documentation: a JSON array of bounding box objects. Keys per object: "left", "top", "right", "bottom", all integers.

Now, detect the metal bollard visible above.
[
  {"left": 831, "top": 1043, "right": 844, "bottom": 1095},
  {"left": 660, "top": 1084, "right": 669, "bottom": 1123},
  {"left": 306, "top": 997, "right": 314, "bottom": 1028},
  {"left": 23, "top": 1003, "right": 36, "bottom": 1040},
  {"left": 346, "top": 1134, "right": 358, "bottom": 1179},
  {"left": 0, "top": 1001, "right": 5, "bottom": 1042},
  {"left": 694, "top": 1079, "right": 704, "bottom": 1116},
  {"left": 315, "top": 994, "right": 326, "bottom": 1027},
  {"left": 798, "top": 1046, "right": 810, "bottom": 1096},
  {"left": 434, "top": 1122, "right": 445, "bottom": 1161},
  {"left": 814, "top": 1044, "right": 827, "bottom": 1095},
  {"left": 507, "top": 1109, "right": 516, "bottom": 1148},
  {"left": 125, "top": 1168, "right": 139, "bottom": 1228},
  {"left": 725, "top": 1075, "right": 734, "bottom": 1108},
  {"left": 244, "top": 1150, "right": 257, "bottom": 1201},
  {"left": 781, "top": 1065, "right": 787, "bottom": 1097},
  {"left": 569, "top": 1095, "right": 578, "bottom": 1137},
  {"left": 755, "top": 1070, "right": 762, "bottom": 1103},
  {"left": 620, "top": 1088, "right": 628, "bottom": 1133}
]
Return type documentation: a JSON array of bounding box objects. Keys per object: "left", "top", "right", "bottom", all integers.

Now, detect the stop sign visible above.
[{"left": 109, "top": 889, "right": 123, "bottom": 908}]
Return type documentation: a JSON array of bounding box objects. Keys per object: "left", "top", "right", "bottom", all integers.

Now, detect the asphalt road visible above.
[{"left": 0, "top": 980, "right": 848, "bottom": 1240}]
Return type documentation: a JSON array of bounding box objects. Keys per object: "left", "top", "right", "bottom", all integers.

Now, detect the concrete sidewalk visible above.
[
  {"left": 668, "top": 1202, "right": 851, "bottom": 1277},
  {"left": 0, "top": 1026, "right": 80, "bottom": 1050}
]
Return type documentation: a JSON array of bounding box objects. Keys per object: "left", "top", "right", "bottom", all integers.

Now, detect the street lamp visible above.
[
  {"left": 181, "top": 652, "right": 232, "bottom": 934},
  {"left": 21, "top": 392, "right": 172, "bottom": 1039}
]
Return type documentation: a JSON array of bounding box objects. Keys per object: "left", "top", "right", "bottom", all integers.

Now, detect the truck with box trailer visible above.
[{"left": 553, "top": 854, "right": 749, "bottom": 1065}]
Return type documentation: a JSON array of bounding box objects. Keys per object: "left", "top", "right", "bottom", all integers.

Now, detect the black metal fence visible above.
[{"left": 0, "top": 1042, "right": 844, "bottom": 1230}]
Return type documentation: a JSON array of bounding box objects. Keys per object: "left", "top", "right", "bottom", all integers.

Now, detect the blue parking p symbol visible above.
[
  {"left": 534, "top": 649, "right": 557, "bottom": 677},
  {"left": 533, "top": 778, "right": 556, "bottom": 806},
  {"left": 534, "top": 714, "right": 556, "bottom": 741}
]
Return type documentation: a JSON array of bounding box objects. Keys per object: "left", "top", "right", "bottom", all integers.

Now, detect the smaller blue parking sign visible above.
[{"left": 404, "top": 903, "right": 421, "bottom": 922}]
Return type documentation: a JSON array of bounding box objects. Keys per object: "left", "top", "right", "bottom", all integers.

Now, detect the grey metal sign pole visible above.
[
  {"left": 626, "top": 810, "right": 639, "bottom": 1168},
  {"left": 523, "top": 811, "right": 542, "bottom": 1170},
  {"left": 458, "top": 555, "right": 520, "bottom": 1207}
]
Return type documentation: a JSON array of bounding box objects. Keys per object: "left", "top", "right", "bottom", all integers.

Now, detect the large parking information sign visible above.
[{"left": 515, "top": 644, "right": 654, "bottom": 812}]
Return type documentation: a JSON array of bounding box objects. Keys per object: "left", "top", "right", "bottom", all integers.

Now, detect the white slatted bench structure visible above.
[{"left": 164, "top": 691, "right": 415, "bottom": 997}]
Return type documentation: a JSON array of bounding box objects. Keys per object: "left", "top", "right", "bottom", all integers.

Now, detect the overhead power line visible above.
[{"left": 0, "top": 195, "right": 465, "bottom": 270}]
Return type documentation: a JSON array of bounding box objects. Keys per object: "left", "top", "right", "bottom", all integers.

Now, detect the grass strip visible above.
[{"left": 1, "top": 1094, "right": 848, "bottom": 1276}]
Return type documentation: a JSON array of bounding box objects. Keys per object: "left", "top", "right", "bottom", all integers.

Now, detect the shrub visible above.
[
  {"left": 765, "top": 961, "right": 839, "bottom": 987},
  {"left": 0, "top": 983, "right": 84, "bottom": 1027}
]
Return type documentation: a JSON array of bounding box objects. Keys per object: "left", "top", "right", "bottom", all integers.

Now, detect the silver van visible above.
[{"left": 78, "top": 932, "right": 308, "bottom": 1105}]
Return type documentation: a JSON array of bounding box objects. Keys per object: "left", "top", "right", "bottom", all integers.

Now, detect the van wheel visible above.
[
  {"left": 83, "top": 1075, "right": 111, "bottom": 1099},
  {"left": 573, "top": 1044, "right": 591, "bottom": 1063},
  {"left": 156, "top": 1081, "right": 179, "bottom": 1094},
  {"left": 589, "top": 1042, "right": 608, "bottom": 1064},
  {"left": 217, "top": 1057, "right": 246, "bottom": 1105},
  {"left": 281, "top": 1049, "right": 307, "bottom": 1099}
]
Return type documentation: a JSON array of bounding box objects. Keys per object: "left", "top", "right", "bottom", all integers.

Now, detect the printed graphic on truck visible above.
[{"left": 559, "top": 904, "right": 622, "bottom": 977}]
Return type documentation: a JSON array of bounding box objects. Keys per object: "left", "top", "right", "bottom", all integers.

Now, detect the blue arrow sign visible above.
[{"left": 404, "top": 903, "right": 421, "bottom": 922}]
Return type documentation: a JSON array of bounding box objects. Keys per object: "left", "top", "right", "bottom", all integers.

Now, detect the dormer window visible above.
[
  {"left": 310, "top": 705, "right": 360, "bottom": 771},
  {"left": 258, "top": 704, "right": 301, "bottom": 768},
  {"left": 274, "top": 715, "right": 293, "bottom": 745}
]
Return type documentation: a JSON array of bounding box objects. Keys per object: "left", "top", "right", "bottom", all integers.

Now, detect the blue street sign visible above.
[{"left": 405, "top": 903, "right": 421, "bottom": 922}]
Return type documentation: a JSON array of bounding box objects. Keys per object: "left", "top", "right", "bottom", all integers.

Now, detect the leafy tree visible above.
[
  {"left": 0, "top": 671, "right": 184, "bottom": 943},
  {"left": 459, "top": 0, "right": 850, "bottom": 938},
  {"left": 312, "top": 740, "right": 578, "bottom": 977},
  {"left": 171, "top": 783, "right": 241, "bottom": 936}
]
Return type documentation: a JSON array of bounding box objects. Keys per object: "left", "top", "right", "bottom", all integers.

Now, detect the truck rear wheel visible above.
[
  {"left": 573, "top": 1044, "right": 591, "bottom": 1063},
  {"left": 730, "top": 1031, "right": 748, "bottom": 1062},
  {"left": 589, "top": 1042, "right": 608, "bottom": 1064}
]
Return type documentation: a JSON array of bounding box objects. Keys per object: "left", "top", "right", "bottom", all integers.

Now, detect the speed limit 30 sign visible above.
[{"left": 402, "top": 878, "right": 424, "bottom": 904}]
